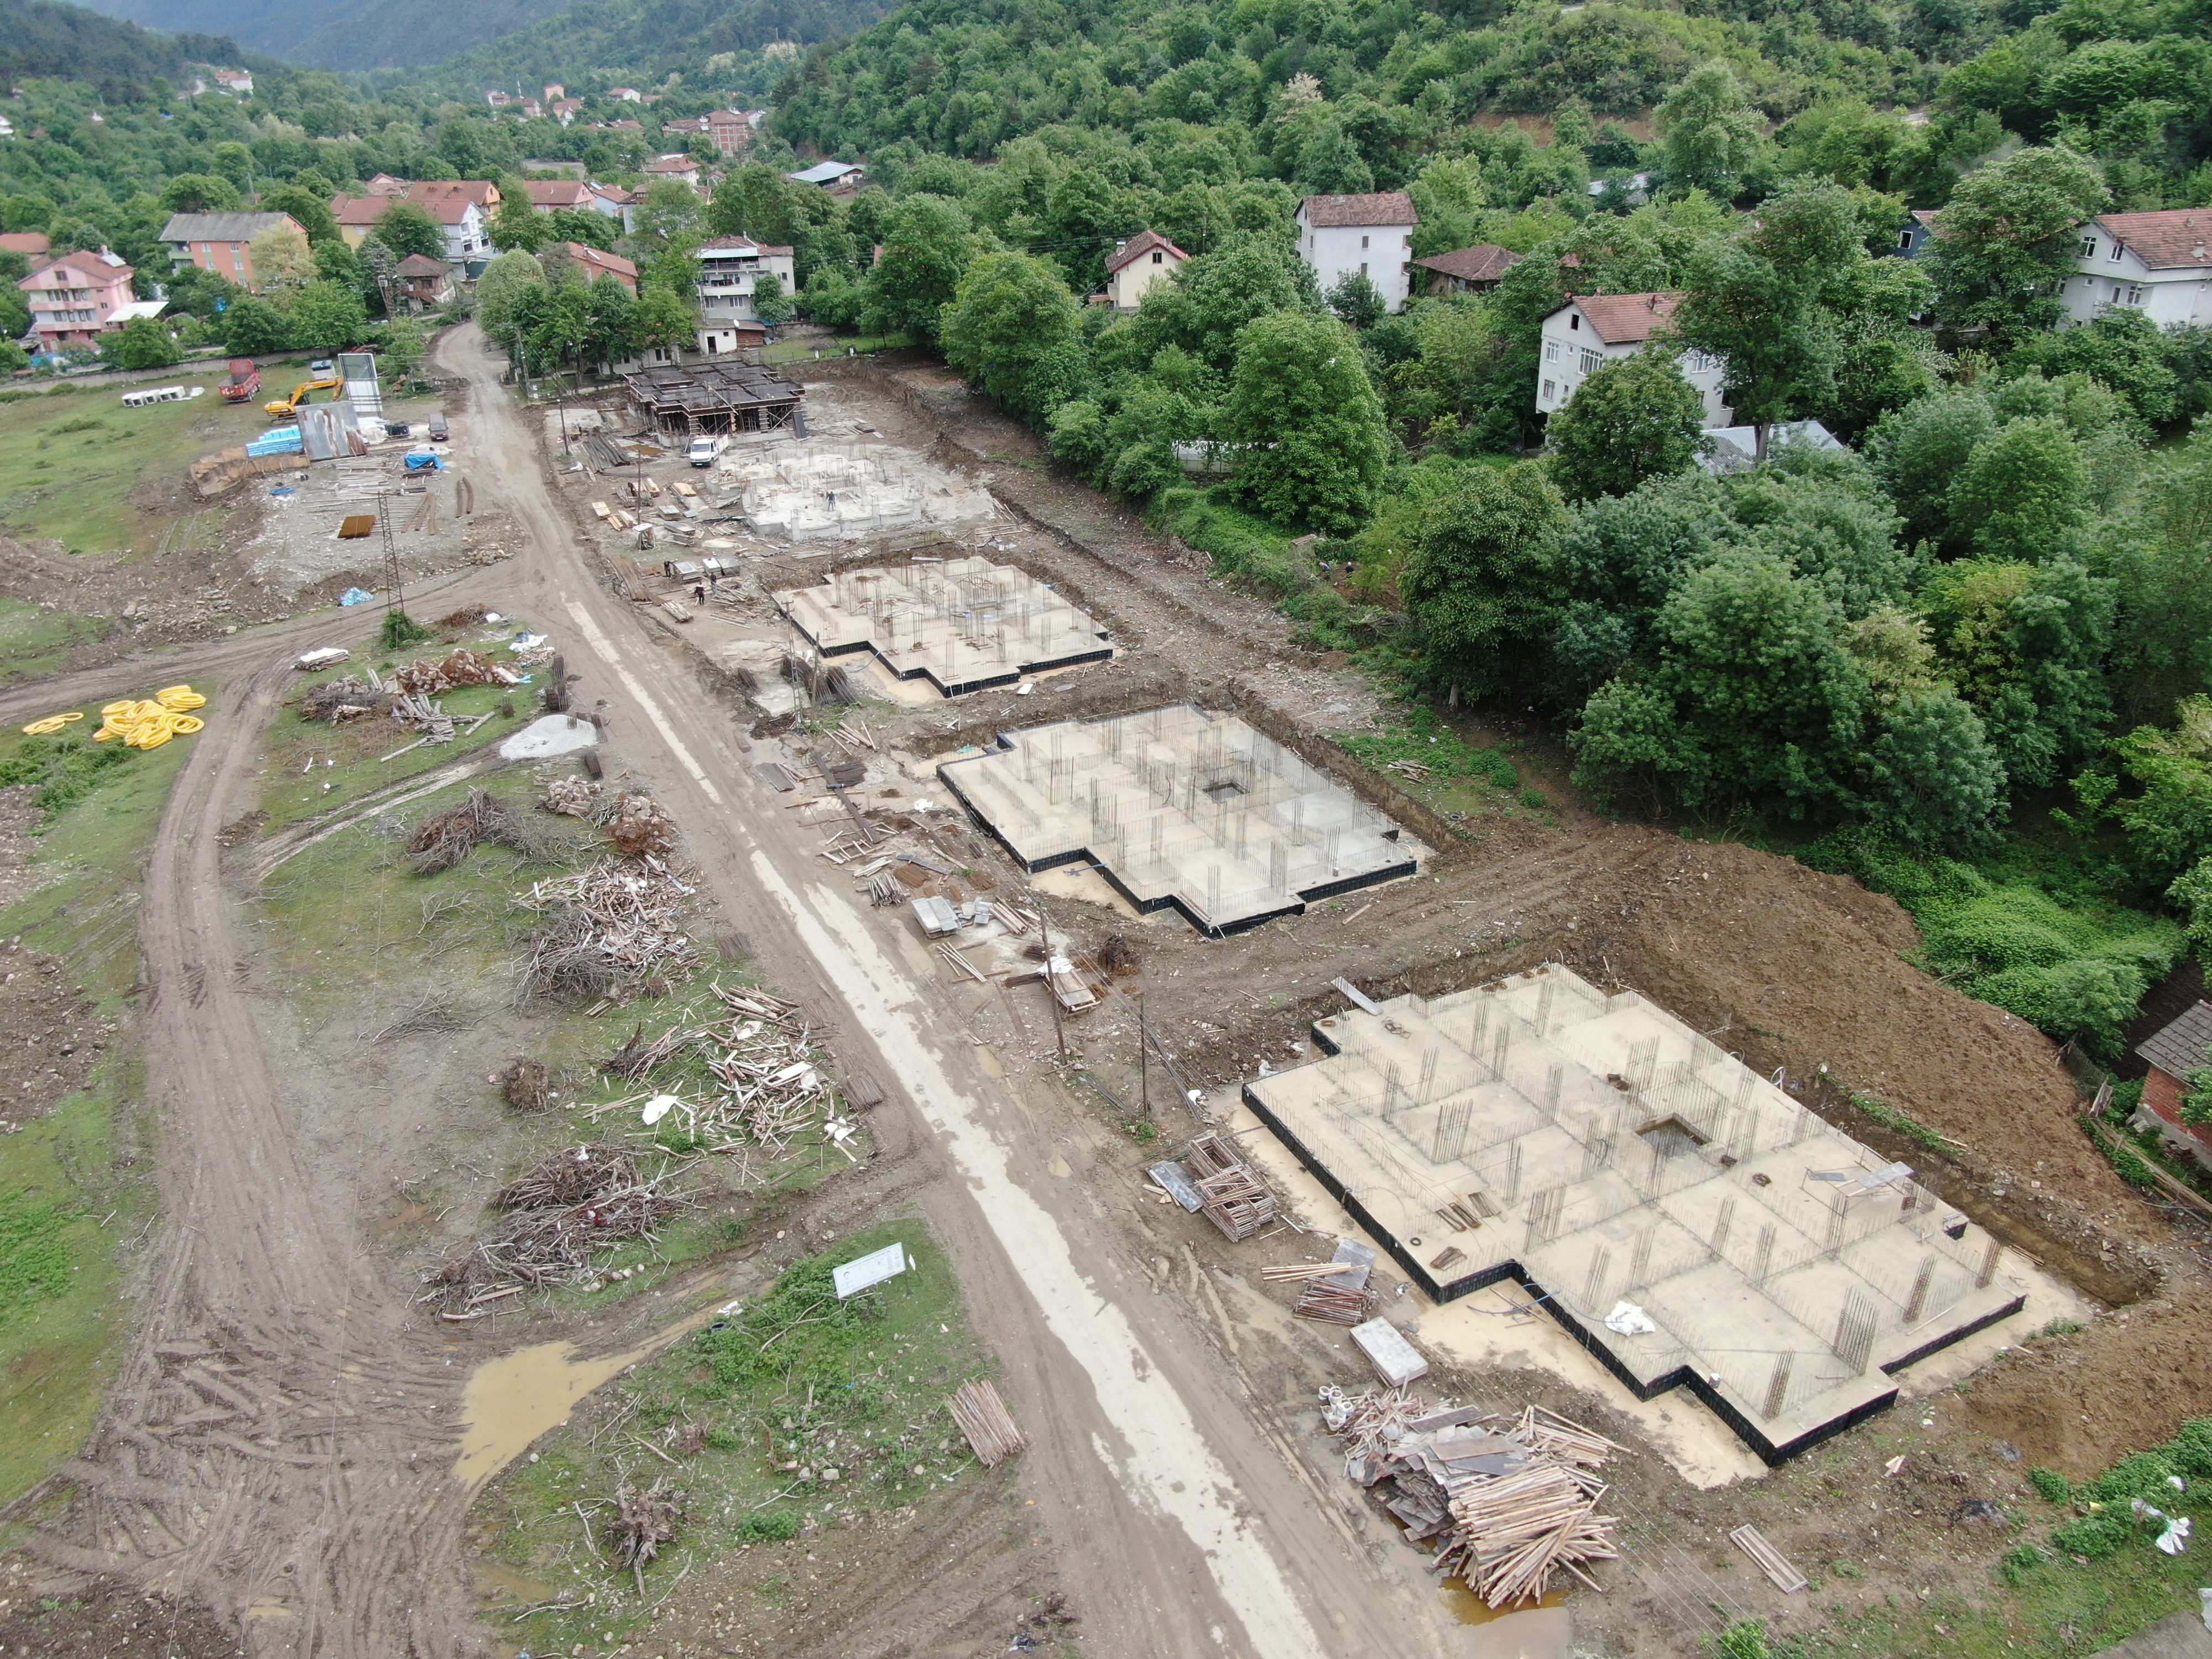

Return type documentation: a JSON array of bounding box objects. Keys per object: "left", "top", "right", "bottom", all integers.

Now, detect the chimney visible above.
[{"left": 1646, "top": 294, "right": 1658, "bottom": 310}]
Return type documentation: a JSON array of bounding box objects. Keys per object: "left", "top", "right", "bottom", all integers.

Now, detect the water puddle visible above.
[
  {"left": 455, "top": 1305, "right": 722, "bottom": 1489},
  {"left": 1438, "top": 1584, "right": 1572, "bottom": 1658}
]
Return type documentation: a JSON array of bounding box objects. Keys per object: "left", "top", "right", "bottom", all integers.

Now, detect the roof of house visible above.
[
  {"left": 1299, "top": 191, "right": 1418, "bottom": 228},
  {"left": 699, "top": 238, "right": 793, "bottom": 258},
  {"left": 561, "top": 242, "right": 638, "bottom": 284},
  {"left": 20, "top": 250, "right": 132, "bottom": 287},
  {"left": 334, "top": 185, "right": 486, "bottom": 228},
  {"left": 159, "top": 211, "right": 300, "bottom": 245},
  {"left": 0, "top": 232, "right": 51, "bottom": 256},
  {"left": 643, "top": 156, "right": 699, "bottom": 174},
  {"left": 788, "top": 159, "right": 862, "bottom": 185},
  {"left": 523, "top": 180, "right": 593, "bottom": 208},
  {"left": 1412, "top": 243, "right": 1524, "bottom": 283},
  {"left": 2095, "top": 210, "right": 2212, "bottom": 271},
  {"left": 1567, "top": 290, "right": 1686, "bottom": 345},
  {"left": 2140, "top": 1000, "right": 2212, "bottom": 1079},
  {"left": 409, "top": 180, "right": 498, "bottom": 214},
  {"left": 1106, "top": 229, "right": 1190, "bottom": 275},
  {"left": 395, "top": 253, "right": 451, "bottom": 276},
  {"left": 364, "top": 173, "right": 410, "bottom": 197}
]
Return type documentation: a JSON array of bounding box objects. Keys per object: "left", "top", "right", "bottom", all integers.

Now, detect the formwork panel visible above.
[{"left": 1245, "top": 964, "right": 2025, "bottom": 1464}]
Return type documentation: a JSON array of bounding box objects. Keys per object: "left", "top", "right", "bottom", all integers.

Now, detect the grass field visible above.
[
  {"left": 0, "top": 713, "right": 195, "bottom": 1502},
  {"left": 0, "top": 373, "right": 279, "bottom": 558},
  {"left": 0, "top": 598, "right": 105, "bottom": 687}
]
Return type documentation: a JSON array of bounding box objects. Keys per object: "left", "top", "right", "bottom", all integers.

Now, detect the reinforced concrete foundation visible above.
[
  {"left": 1244, "top": 965, "right": 2026, "bottom": 1463},
  {"left": 775, "top": 555, "right": 1112, "bottom": 697},
  {"left": 938, "top": 704, "right": 1415, "bottom": 936}
]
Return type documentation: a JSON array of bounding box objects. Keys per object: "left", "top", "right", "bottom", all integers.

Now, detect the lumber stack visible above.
[
  {"left": 947, "top": 1380, "right": 1025, "bottom": 1467},
  {"left": 1185, "top": 1132, "right": 1278, "bottom": 1240},
  {"left": 1326, "top": 1389, "right": 1624, "bottom": 1608}
]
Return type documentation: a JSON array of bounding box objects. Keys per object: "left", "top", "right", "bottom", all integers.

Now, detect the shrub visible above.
[
  {"left": 2051, "top": 1507, "right": 2140, "bottom": 1559},
  {"left": 735, "top": 1508, "right": 800, "bottom": 1542},
  {"left": 1999, "top": 1541, "right": 2048, "bottom": 1584},
  {"left": 2028, "top": 1465, "right": 2072, "bottom": 1504}
]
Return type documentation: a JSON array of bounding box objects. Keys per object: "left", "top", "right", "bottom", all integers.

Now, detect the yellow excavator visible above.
[{"left": 264, "top": 376, "right": 341, "bottom": 419}]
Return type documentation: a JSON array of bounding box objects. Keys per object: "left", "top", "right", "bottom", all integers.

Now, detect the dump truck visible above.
[
  {"left": 265, "top": 375, "right": 341, "bottom": 419},
  {"left": 219, "top": 357, "right": 260, "bottom": 403}
]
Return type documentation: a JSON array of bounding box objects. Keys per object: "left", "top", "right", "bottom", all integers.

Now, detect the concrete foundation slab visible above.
[
  {"left": 938, "top": 703, "right": 1414, "bottom": 936},
  {"left": 728, "top": 441, "right": 995, "bottom": 542},
  {"left": 499, "top": 714, "right": 599, "bottom": 760},
  {"left": 1243, "top": 965, "right": 2026, "bottom": 1463},
  {"left": 775, "top": 555, "right": 1113, "bottom": 697}
]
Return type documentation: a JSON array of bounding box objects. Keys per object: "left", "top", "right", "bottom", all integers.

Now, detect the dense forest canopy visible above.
[{"left": 70, "top": 0, "right": 572, "bottom": 72}]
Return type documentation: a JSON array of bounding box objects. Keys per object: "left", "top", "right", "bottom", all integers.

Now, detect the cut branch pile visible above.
[
  {"left": 500, "top": 1056, "right": 552, "bottom": 1113},
  {"left": 392, "top": 648, "right": 519, "bottom": 696},
  {"left": 1325, "top": 1389, "right": 1624, "bottom": 1609},
  {"left": 515, "top": 856, "right": 699, "bottom": 1003},
  {"left": 589, "top": 982, "right": 835, "bottom": 1154},
  {"left": 606, "top": 791, "right": 677, "bottom": 858},
  {"left": 406, "top": 788, "right": 554, "bottom": 875},
  {"left": 611, "top": 1479, "right": 684, "bottom": 1595},
  {"left": 297, "top": 675, "right": 392, "bottom": 724},
  {"left": 421, "top": 1143, "right": 690, "bottom": 1316}
]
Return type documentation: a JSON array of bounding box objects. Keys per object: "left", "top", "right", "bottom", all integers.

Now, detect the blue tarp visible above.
[
  {"left": 403, "top": 451, "right": 444, "bottom": 471},
  {"left": 247, "top": 426, "right": 302, "bottom": 457},
  {"left": 338, "top": 587, "right": 376, "bottom": 607}
]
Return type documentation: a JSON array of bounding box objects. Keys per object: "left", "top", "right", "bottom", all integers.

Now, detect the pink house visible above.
[{"left": 18, "top": 249, "right": 140, "bottom": 351}]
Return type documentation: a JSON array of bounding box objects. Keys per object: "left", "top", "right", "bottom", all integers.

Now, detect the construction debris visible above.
[
  {"left": 947, "top": 1379, "right": 1026, "bottom": 1467},
  {"left": 298, "top": 675, "right": 391, "bottom": 723},
  {"left": 1325, "top": 1390, "right": 1624, "bottom": 1609},
  {"left": 515, "top": 857, "right": 700, "bottom": 1003},
  {"left": 1290, "top": 1239, "right": 1376, "bottom": 1326},
  {"left": 500, "top": 1057, "right": 552, "bottom": 1113},
  {"left": 1184, "top": 1131, "right": 1279, "bottom": 1241},
  {"left": 1730, "top": 1524, "right": 1809, "bottom": 1593},
  {"left": 392, "top": 648, "right": 519, "bottom": 696},
  {"left": 606, "top": 791, "right": 677, "bottom": 858},
  {"left": 540, "top": 774, "right": 604, "bottom": 818},
  {"left": 406, "top": 788, "right": 554, "bottom": 875}
]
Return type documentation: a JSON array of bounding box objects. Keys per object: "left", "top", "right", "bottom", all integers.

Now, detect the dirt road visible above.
[{"left": 13, "top": 324, "right": 1486, "bottom": 1658}]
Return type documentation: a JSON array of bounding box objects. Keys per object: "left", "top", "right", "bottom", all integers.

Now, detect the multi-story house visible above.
[
  {"left": 17, "top": 248, "right": 147, "bottom": 351},
  {"left": 1534, "top": 292, "right": 1733, "bottom": 429},
  {"left": 158, "top": 211, "right": 306, "bottom": 290},
  {"left": 1295, "top": 191, "right": 1418, "bottom": 313}
]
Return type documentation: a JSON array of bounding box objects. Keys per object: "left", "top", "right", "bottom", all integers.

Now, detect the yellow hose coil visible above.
[{"left": 78, "top": 686, "right": 209, "bottom": 748}]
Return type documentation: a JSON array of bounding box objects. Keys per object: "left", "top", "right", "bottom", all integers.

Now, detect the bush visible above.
[
  {"left": 1999, "top": 1541, "right": 2048, "bottom": 1584},
  {"left": 1151, "top": 486, "right": 1301, "bottom": 597},
  {"left": 2050, "top": 1507, "right": 2140, "bottom": 1559},
  {"left": 735, "top": 1508, "right": 800, "bottom": 1542},
  {"left": 2028, "top": 1465, "right": 2072, "bottom": 1504}
]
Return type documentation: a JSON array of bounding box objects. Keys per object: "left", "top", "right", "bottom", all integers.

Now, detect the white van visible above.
[{"left": 688, "top": 436, "right": 723, "bottom": 467}]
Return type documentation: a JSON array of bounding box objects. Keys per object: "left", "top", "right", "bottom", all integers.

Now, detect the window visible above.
[
  {"left": 1569, "top": 313, "right": 1580, "bottom": 331},
  {"left": 1544, "top": 341, "right": 1559, "bottom": 362},
  {"left": 1360, "top": 262, "right": 1368, "bottom": 275},
  {"left": 2080, "top": 236, "right": 2096, "bottom": 258},
  {"left": 1580, "top": 348, "right": 1603, "bottom": 375},
  {"left": 1360, "top": 234, "right": 1369, "bottom": 249},
  {"left": 1901, "top": 229, "right": 1914, "bottom": 249},
  {"left": 1151, "top": 251, "right": 1162, "bottom": 264},
  {"left": 2126, "top": 284, "right": 2145, "bottom": 305},
  {"left": 1542, "top": 379, "right": 1556, "bottom": 401},
  {"left": 2112, "top": 243, "right": 2124, "bottom": 262}
]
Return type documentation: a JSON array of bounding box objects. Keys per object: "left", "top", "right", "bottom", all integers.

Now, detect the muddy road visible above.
[{"left": 7, "top": 325, "right": 1487, "bottom": 1659}]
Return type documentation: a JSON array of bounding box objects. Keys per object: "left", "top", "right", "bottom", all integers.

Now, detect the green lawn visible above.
[
  {"left": 0, "top": 374, "right": 277, "bottom": 558},
  {"left": 0, "top": 597, "right": 105, "bottom": 686}
]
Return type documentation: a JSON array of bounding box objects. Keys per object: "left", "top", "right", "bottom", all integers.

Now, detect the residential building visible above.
[
  {"left": 486, "top": 90, "right": 514, "bottom": 109},
  {"left": 518, "top": 98, "right": 543, "bottom": 120},
  {"left": 609, "top": 87, "right": 644, "bottom": 103},
  {"left": 1587, "top": 171, "right": 1652, "bottom": 204},
  {"left": 1411, "top": 243, "right": 1523, "bottom": 296},
  {"left": 2063, "top": 209, "right": 2212, "bottom": 327},
  {"left": 394, "top": 253, "right": 455, "bottom": 311},
  {"left": 706, "top": 110, "right": 750, "bottom": 155},
  {"left": 211, "top": 69, "right": 253, "bottom": 96},
  {"left": 1699, "top": 419, "right": 1845, "bottom": 474},
  {"left": 551, "top": 99, "right": 584, "bottom": 126},
  {"left": 643, "top": 155, "right": 702, "bottom": 188},
  {"left": 555, "top": 242, "right": 638, "bottom": 293},
  {"left": 544, "top": 84, "right": 566, "bottom": 101},
  {"left": 363, "top": 173, "right": 410, "bottom": 199},
  {"left": 331, "top": 180, "right": 499, "bottom": 272},
  {"left": 157, "top": 211, "right": 305, "bottom": 290},
  {"left": 1103, "top": 229, "right": 1188, "bottom": 310},
  {"left": 0, "top": 231, "right": 51, "bottom": 258},
  {"left": 0, "top": 115, "right": 14, "bottom": 140},
  {"left": 1534, "top": 292, "right": 1731, "bottom": 429},
  {"left": 786, "top": 159, "right": 865, "bottom": 196},
  {"left": 1895, "top": 208, "right": 1938, "bottom": 258},
  {"left": 2133, "top": 1001, "right": 2212, "bottom": 1168},
  {"left": 589, "top": 183, "right": 639, "bottom": 233},
  {"left": 1295, "top": 191, "right": 1418, "bottom": 313},
  {"left": 695, "top": 238, "right": 796, "bottom": 332},
  {"left": 521, "top": 179, "right": 597, "bottom": 214},
  {"left": 17, "top": 248, "right": 142, "bottom": 351}
]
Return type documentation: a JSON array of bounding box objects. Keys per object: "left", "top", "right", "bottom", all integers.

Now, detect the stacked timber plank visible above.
[
  {"left": 1185, "top": 1132, "right": 1278, "bottom": 1241},
  {"left": 1326, "top": 1390, "right": 1623, "bottom": 1608},
  {"left": 947, "top": 1380, "right": 1025, "bottom": 1467}
]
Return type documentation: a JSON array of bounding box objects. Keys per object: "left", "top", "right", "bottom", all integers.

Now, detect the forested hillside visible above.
[
  {"left": 71, "top": 0, "right": 571, "bottom": 71},
  {"left": 0, "top": 0, "right": 244, "bottom": 90}
]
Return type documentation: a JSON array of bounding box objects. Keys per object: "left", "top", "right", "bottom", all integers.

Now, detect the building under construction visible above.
[
  {"left": 1244, "top": 965, "right": 2025, "bottom": 1463},
  {"left": 774, "top": 556, "right": 1110, "bottom": 695},
  {"left": 937, "top": 705, "right": 1415, "bottom": 936},
  {"left": 622, "top": 361, "right": 805, "bottom": 437}
]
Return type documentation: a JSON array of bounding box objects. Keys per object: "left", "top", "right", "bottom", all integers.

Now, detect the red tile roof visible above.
[
  {"left": 561, "top": 242, "right": 638, "bottom": 288},
  {"left": 1105, "top": 229, "right": 1190, "bottom": 275},
  {"left": 2097, "top": 210, "right": 2212, "bottom": 270},
  {"left": 0, "top": 232, "right": 50, "bottom": 257},
  {"left": 1413, "top": 244, "right": 1523, "bottom": 283},
  {"left": 1300, "top": 191, "right": 1417, "bottom": 228},
  {"left": 1571, "top": 291, "right": 1685, "bottom": 345},
  {"left": 523, "top": 180, "right": 593, "bottom": 210}
]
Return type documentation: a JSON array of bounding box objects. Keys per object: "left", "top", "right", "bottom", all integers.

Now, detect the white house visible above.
[
  {"left": 1295, "top": 191, "right": 1418, "bottom": 313},
  {"left": 696, "top": 238, "right": 796, "bottom": 328},
  {"left": 1535, "top": 292, "right": 1732, "bottom": 429},
  {"left": 2062, "top": 210, "right": 2212, "bottom": 327},
  {"left": 1103, "top": 229, "right": 1188, "bottom": 310}
]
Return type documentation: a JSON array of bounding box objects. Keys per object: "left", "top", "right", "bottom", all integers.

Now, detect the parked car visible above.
[{"left": 427, "top": 411, "right": 449, "bottom": 442}]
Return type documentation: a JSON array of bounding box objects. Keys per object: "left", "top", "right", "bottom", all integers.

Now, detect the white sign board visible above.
[{"left": 832, "top": 1242, "right": 910, "bottom": 1300}]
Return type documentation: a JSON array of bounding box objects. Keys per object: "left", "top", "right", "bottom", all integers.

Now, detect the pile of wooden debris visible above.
[
  {"left": 1324, "top": 1388, "right": 1623, "bottom": 1608},
  {"left": 392, "top": 648, "right": 519, "bottom": 696},
  {"left": 515, "top": 855, "right": 700, "bottom": 1003}
]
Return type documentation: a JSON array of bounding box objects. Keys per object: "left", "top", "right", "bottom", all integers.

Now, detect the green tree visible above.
[
  {"left": 1223, "top": 310, "right": 1391, "bottom": 533},
  {"left": 101, "top": 316, "right": 179, "bottom": 371},
  {"left": 863, "top": 195, "right": 978, "bottom": 347},
  {"left": 1327, "top": 271, "right": 1384, "bottom": 331},
  {"left": 1924, "top": 556, "right": 2114, "bottom": 786},
  {"left": 631, "top": 286, "right": 696, "bottom": 357},
  {"left": 1129, "top": 234, "right": 1318, "bottom": 378},
  {"left": 379, "top": 315, "right": 428, "bottom": 382},
  {"left": 940, "top": 251, "right": 1079, "bottom": 423},
  {"left": 156, "top": 174, "right": 241, "bottom": 215},
  {"left": 2007, "top": 307, "right": 2181, "bottom": 426},
  {"left": 475, "top": 249, "right": 546, "bottom": 354},
  {"left": 222, "top": 296, "right": 294, "bottom": 355},
  {"left": 1945, "top": 416, "right": 2088, "bottom": 561},
  {"left": 2107, "top": 431, "right": 2212, "bottom": 726},
  {"left": 1400, "top": 461, "right": 1572, "bottom": 698},
  {"left": 491, "top": 186, "right": 550, "bottom": 253},
  {"left": 289, "top": 280, "right": 369, "bottom": 356},
  {"left": 1864, "top": 385, "right": 1997, "bottom": 551},
  {"left": 1924, "top": 146, "right": 2109, "bottom": 346},
  {"left": 1656, "top": 62, "right": 1765, "bottom": 200},
  {"left": 750, "top": 270, "right": 794, "bottom": 328},
  {"left": 1866, "top": 686, "right": 2008, "bottom": 851},
  {"left": 258, "top": 185, "right": 339, "bottom": 248},
  {"left": 1572, "top": 549, "right": 1870, "bottom": 819},
  {"left": 2110, "top": 697, "right": 2212, "bottom": 888},
  {"left": 1546, "top": 351, "right": 1709, "bottom": 503},
  {"left": 374, "top": 201, "right": 448, "bottom": 264}
]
